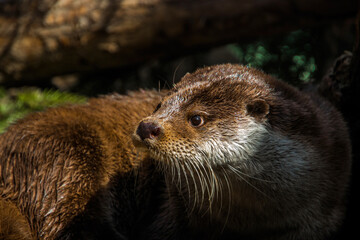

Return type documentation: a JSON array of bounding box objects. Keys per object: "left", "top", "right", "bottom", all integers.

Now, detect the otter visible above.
[
  {"left": 0, "top": 90, "right": 165, "bottom": 239},
  {"left": 132, "top": 64, "right": 352, "bottom": 239},
  {"left": 0, "top": 64, "right": 351, "bottom": 240},
  {"left": 0, "top": 197, "right": 33, "bottom": 240}
]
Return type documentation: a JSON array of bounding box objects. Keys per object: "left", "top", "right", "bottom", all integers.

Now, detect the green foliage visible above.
[
  {"left": 228, "top": 30, "right": 317, "bottom": 84},
  {"left": 0, "top": 87, "right": 87, "bottom": 133}
]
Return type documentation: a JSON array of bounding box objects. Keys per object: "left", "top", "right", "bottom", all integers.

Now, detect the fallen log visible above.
[{"left": 0, "top": 0, "right": 357, "bottom": 82}]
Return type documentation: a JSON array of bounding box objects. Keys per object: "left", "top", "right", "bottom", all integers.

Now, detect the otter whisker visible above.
[
  {"left": 199, "top": 165, "right": 215, "bottom": 216},
  {"left": 227, "top": 165, "right": 273, "bottom": 200},
  {"left": 172, "top": 62, "right": 183, "bottom": 86},
  {"left": 210, "top": 165, "right": 222, "bottom": 216},
  {"left": 179, "top": 161, "right": 196, "bottom": 213},
  {"left": 220, "top": 166, "right": 232, "bottom": 233},
  {"left": 202, "top": 155, "right": 219, "bottom": 204},
  {"left": 188, "top": 161, "right": 203, "bottom": 215},
  {"left": 190, "top": 159, "right": 209, "bottom": 212},
  {"left": 169, "top": 157, "right": 176, "bottom": 184},
  {"left": 174, "top": 157, "right": 183, "bottom": 189},
  {"left": 207, "top": 163, "right": 219, "bottom": 206},
  {"left": 196, "top": 160, "right": 215, "bottom": 215},
  {"left": 197, "top": 159, "right": 213, "bottom": 197},
  {"left": 228, "top": 164, "right": 275, "bottom": 183},
  {"left": 184, "top": 160, "right": 201, "bottom": 213},
  {"left": 193, "top": 156, "right": 219, "bottom": 216},
  {"left": 168, "top": 156, "right": 180, "bottom": 184},
  {"left": 188, "top": 159, "right": 205, "bottom": 213}
]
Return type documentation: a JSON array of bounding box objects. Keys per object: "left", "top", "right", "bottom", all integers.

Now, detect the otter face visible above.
[{"left": 132, "top": 65, "right": 271, "bottom": 169}]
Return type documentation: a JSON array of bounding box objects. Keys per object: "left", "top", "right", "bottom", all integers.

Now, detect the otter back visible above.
[{"left": 0, "top": 91, "right": 164, "bottom": 239}]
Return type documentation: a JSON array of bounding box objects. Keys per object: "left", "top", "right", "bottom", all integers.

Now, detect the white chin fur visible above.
[{"left": 197, "top": 120, "right": 313, "bottom": 178}]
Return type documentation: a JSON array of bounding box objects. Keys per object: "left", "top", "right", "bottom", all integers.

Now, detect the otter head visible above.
[
  {"left": 132, "top": 64, "right": 352, "bottom": 238},
  {"left": 132, "top": 64, "right": 274, "bottom": 177}
]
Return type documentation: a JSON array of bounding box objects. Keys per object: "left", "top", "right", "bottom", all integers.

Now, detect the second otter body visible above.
[
  {"left": 0, "top": 91, "right": 164, "bottom": 239},
  {"left": 133, "top": 64, "right": 352, "bottom": 239}
]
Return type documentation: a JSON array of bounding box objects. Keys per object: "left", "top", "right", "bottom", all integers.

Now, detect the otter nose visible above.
[{"left": 136, "top": 121, "right": 161, "bottom": 141}]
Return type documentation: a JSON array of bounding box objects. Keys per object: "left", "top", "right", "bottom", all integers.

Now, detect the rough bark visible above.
[{"left": 0, "top": 0, "right": 358, "bottom": 82}]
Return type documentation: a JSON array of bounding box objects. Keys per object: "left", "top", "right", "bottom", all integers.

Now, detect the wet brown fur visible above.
[
  {"left": 0, "top": 197, "right": 33, "bottom": 240},
  {"left": 0, "top": 90, "right": 164, "bottom": 239}
]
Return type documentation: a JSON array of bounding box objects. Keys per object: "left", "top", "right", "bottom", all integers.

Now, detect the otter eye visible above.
[{"left": 189, "top": 115, "right": 204, "bottom": 127}]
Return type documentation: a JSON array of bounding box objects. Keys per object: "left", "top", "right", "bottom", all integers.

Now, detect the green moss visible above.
[
  {"left": 227, "top": 30, "right": 317, "bottom": 84},
  {"left": 0, "top": 88, "right": 87, "bottom": 133}
]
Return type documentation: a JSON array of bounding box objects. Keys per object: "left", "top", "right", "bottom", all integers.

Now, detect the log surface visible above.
[{"left": 0, "top": 0, "right": 357, "bottom": 82}]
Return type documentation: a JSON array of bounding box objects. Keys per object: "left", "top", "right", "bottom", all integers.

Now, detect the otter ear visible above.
[{"left": 246, "top": 99, "right": 269, "bottom": 120}]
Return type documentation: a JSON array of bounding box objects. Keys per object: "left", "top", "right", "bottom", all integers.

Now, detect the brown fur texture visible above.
[
  {"left": 0, "top": 90, "right": 164, "bottom": 239},
  {"left": 133, "top": 64, "right": 352, "bottom": 239},
  {"left": 0, "top": 197, "right": 33, "bottom": 240}
]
